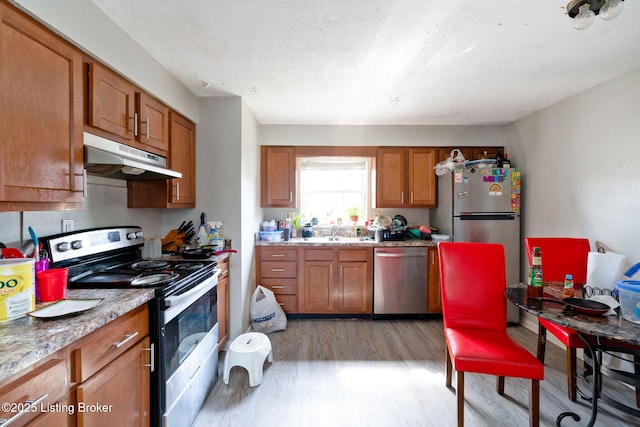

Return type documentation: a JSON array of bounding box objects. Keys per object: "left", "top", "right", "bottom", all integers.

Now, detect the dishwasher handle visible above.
[{"left": 375, "top": 251, "right": 428, "bottom": 258}]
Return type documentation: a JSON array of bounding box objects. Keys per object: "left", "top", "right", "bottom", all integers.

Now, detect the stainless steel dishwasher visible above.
[{"left": 373, "top": 247, "right": 429, "bottom": 315}]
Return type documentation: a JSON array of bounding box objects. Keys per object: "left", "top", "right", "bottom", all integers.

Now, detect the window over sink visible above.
[{"left": 298, "top": 156, "right": 373, "bottom": 225}]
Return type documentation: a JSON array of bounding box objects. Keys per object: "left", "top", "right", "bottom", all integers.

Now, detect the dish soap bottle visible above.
[
  {"left": 197, "top": 212, "right": 208, "bottom": 247},
  {"left": 527, "top": 246, "right": 544, "bottom": 298},
  {"left": 563, "top": 274, "right": 574, "bottom": 298}
]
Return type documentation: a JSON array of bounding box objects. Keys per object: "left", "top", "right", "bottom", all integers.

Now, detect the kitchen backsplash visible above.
[{"left": 0, "top": 176, "right": 164, "bottom": 248}]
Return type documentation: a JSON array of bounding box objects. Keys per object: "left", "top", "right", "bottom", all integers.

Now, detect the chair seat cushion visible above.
[
  {"left": 539, "top": 318, "right": 589, "bottom": 348},
  {"left": 446, "top": 328, "right": 544, "bottom": 380}
]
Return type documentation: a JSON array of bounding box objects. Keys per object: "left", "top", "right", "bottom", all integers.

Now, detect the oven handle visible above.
[{"left": 164, "top": 268, "right": 220, "bottom": 323}]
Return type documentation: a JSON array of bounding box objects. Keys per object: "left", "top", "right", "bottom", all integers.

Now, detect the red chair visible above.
[
  {"left": 439, "top": 242, "right": 544, "bottom": 427},
  {"left": 524, "top": 237, "right": 591, "bottom": 402}
]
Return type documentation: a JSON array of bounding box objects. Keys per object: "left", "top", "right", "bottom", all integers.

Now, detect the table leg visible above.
[{"left": 556, "top": 331, "right": 600, "bottom": 427}]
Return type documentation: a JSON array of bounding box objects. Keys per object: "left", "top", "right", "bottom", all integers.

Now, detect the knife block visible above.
[{"left": 162, "top": 229, "right": 184, "bottom": 253}]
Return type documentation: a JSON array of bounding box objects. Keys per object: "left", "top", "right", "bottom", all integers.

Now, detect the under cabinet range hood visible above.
[{"left": 83, "top": 132, "right": 182, "bottom": 180}]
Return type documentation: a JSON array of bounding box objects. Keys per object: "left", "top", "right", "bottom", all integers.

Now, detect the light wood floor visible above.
[{"left": 192, "top": 319, "right": 639, "bottom": 427}]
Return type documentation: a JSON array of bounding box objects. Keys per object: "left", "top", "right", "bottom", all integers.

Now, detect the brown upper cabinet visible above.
[
  {"left": 87, "top": 61, "right": 169, "bottom": 156},
  {"left": 377, "top": 147, "right": 437, "bottom": 208},
  {"left": 136, "top": 91, "right": 170, "bottom": 153},
  {"left": 127, "top": 111, "right": 196, "bottom": 208},
  {"left": 438, "top": 146, "right": 504, "bottom": 163},
  {"left": 0, "top": 2, "right": 84, "bottom": 211},
  {"left": 87, "top": 61, "right": 136, "bottom": 142},
  {"left": 261, "top": 146, "right": 296, "bottom": 208}
]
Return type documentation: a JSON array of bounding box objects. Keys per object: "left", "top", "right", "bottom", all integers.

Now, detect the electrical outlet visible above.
[{"left": 62, "top": 219, "right": 74, "bottom": 233}]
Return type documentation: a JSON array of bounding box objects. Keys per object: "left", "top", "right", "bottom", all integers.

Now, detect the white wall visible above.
[
  {"left": 260, "top": 124, "right": 505, "bottom": 147},
  {"left": 506, "top": 67, "right": 640, "bottom": 273}
]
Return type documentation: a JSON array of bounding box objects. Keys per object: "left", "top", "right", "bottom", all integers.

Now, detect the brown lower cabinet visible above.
[
  {"left": 217, "top": 254, "right": 230, "bottom": 350},
  {"left": 299, "top": 248, "right": 372, "bottom": 314},
  {"left": 0, "top": 304, "right": 151, "bottom": 427}
]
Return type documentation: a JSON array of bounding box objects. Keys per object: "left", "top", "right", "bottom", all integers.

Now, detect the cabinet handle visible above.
[
  {"left": 143, "top": 343, "right": 155, "bottom": 372},
  {"left": 0, "top": 393, "right": 48, "bottom": 426},
  {"left": 330, "top": 264, "right": 332, "bottom": 276},
  {"left": 411, "top": 192, "right": 414, "bottom": 203},
  {"left": 271, "top": 254, "right": 285, "bottom": 257},
  {"left": 132, "top": 113, "right": 139, "bottom": 136},
  {"left": 113, "top": 331, "right": 139, "bottom": 349},
  {"left": 141, "top": 117, "right": 150, "bottom": 140},
  {"left": 431, "top": 252, "right": 435, "bottom": 264},
  {"left": 271, "top": 285, "right": 285, "bottom": 289},
  {"left": 340, "top": 265, "right": 343, "bottom": 277},
  {"left": 271, "top": 268, "right": 285, "bottom": 272},
  {"left": 401, "top": 192, "right": 404, "bottom": 204},
  {"left": 176, "top": 182, "right": 180, "bottom": 201},
  {"left": 289, "top": 191, "right": 293, "bottom": 202}
]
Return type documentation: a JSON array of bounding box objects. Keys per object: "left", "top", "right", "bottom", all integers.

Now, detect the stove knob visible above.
[
  {"left": 127, "top": 232, "right": 137, "bottom": 240},
  {"left": 136, "top": 231, "right": 144, "bottom": 239},
  {"left": 71, "top": 240, "right": 83, "bottom": 250},
  {"left": 56, "top": 242, "right": 70, "bottom": 252}
]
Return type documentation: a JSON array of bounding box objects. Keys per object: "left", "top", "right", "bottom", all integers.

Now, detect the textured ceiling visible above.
[{"left": 90, "top": 0, "right": 640, "bottom": 125}]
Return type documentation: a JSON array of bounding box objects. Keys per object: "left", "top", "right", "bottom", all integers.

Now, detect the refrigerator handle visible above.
[{"left": 459, "top": 214, "right": 516, "bottom": 221}]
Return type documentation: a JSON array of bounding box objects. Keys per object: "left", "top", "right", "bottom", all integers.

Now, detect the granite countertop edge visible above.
[
  {"left": 255, "top": 238, "right": 438, "bottom": 247},
  {"left": 0, "top": 288, "right": 155, "bottom": 384}
]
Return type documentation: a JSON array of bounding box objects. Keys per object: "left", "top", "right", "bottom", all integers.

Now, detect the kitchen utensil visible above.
[
  {"left": 181, "top": 248, "right": 216, "bottom": 259},
  {"left": 28, "top": 226, "right": 39, "bottom": 261},
  {"left": 392, "top": 214, "right": 407, "bottom": 227},
  {"left": 532, "top": 297, "right": 610, "bottom": 316}
]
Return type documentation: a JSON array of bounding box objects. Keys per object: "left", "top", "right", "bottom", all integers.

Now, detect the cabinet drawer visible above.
[
  {"left": 70, "top": 304, "right": 149, "bottom": 382},
  {"left": 0, "top": 357, "right": 68, "bottom": 425},
  {"left": 275, "top": 294, "right": 298, "bottom": 313},
  {"left": 304, "top": 249, "right": 334, "bottom": 261},
  {"left": 260, "top": 261, "right": 297, "bottom": 278},
  {"left": 260, "top": 278, "right": 297, "bottom": 294},
  {"left": 338, "top": 249, "right": 370, "bottom": 262},
  {"left": 259, "top": 247, "right": 297, "bottom": 261}
]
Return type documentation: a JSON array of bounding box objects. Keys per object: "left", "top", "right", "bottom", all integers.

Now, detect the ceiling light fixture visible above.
[{"left": 567, "top": 0, "right": 625, "bottom": 30}]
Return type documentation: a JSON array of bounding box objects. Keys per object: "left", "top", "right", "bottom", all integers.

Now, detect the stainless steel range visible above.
[{"left": 41, "top": 226, "right": 220, "bottom": 427}]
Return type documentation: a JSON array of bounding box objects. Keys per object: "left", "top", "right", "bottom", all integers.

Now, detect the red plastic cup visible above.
[{"left": 36, "top": 268, "right": 68, "bottom": 302}]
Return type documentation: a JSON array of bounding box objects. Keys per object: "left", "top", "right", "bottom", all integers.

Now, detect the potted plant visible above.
[{"left": 346, "top": 206, "right": 364, "bottom": 223}]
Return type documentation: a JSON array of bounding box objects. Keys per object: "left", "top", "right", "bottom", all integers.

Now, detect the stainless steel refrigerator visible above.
[{"left": 432, "top": 167, "right": 521, "bottom": 322}]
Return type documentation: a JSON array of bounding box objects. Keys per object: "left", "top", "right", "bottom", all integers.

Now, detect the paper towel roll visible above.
[{"left": 586, "top": 251, "right": 626, "bottom": 290}]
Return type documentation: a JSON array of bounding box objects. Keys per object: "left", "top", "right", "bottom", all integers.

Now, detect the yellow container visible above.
[{"left": 0, "top": 259, "right": 35, "bottom": 322}]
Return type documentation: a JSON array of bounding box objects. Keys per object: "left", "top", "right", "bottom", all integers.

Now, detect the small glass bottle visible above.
[
  {"left": 527, "top": 246, "right": 544, "bottom": 298},
  {"left": 563, "top": 274, "right": 575, "bottom": 298}
]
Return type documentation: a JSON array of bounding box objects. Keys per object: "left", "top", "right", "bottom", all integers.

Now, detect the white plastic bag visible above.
[
  {"left": 250, "top": 285, "right": 287, "bottom": 333},
  {"left": 587, "top": 251, "right": 626, "bottom": 290}
]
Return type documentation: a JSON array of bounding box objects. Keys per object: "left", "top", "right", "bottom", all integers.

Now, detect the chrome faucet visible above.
[{"left": 331, "top": 226, "right": 339, "bottom": 239}]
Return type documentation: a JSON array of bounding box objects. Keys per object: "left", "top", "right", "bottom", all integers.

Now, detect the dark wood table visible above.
[{"left": 506, "top": 282, "right": 640, "bottom": 427}]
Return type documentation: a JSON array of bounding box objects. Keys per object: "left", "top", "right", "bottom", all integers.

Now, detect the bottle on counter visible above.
[
  {"left": 527, "top": 246, "right": 544, "bottom": 298},
  {"left": 563, "top": 274, "right": 575, "bottom": 298}
]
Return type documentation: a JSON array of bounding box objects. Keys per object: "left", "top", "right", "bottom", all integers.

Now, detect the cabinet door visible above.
[
  {"left": 217, "top": 273, "right": 229, "bottom": 350},
  {"left": 376, "top": 148, "right": 405, "bottom": 207},
  {"left": 136, "top": 92, "right": 169, "bottom": 154},
  {"left": 427, "top": 247, "right": 442, "bottom": 313},
  {"left": 301, "top": 260, "right": 335, "bottom": 313},
  {"left": 76, "top": 337, "right": 150, "bottom": 427},
  {"left": 0, "top": 4, "right": 84, "bottom": 210},
  {"left": 338, "top": 261, "right": 372, "bottom": 313},
  {"left": 127, "top": 111, "right": 196, "bottom": 208},
  {"left": 261, "top": 146, "right": 295, "bottom": 207},
  {"left": 168, "top": 111, "right": 196, "bottom": 206},
  {"left": 87, "top": 61, "right": 135, "bottom": 141},
  {"left": 408, "top": 148, "right": 437, "bottom": 207}
]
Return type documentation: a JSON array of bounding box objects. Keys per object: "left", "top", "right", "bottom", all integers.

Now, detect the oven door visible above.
[{"left": 162, "top": 269, "right": 219, "bottom": 427}]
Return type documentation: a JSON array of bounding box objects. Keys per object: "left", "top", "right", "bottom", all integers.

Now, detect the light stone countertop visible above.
[
  {"left": 0, "top": 288, "right": 155, "bottom": 384},
  {"left": 255, "top": 237, "right": 437, "bottom": 247}
]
